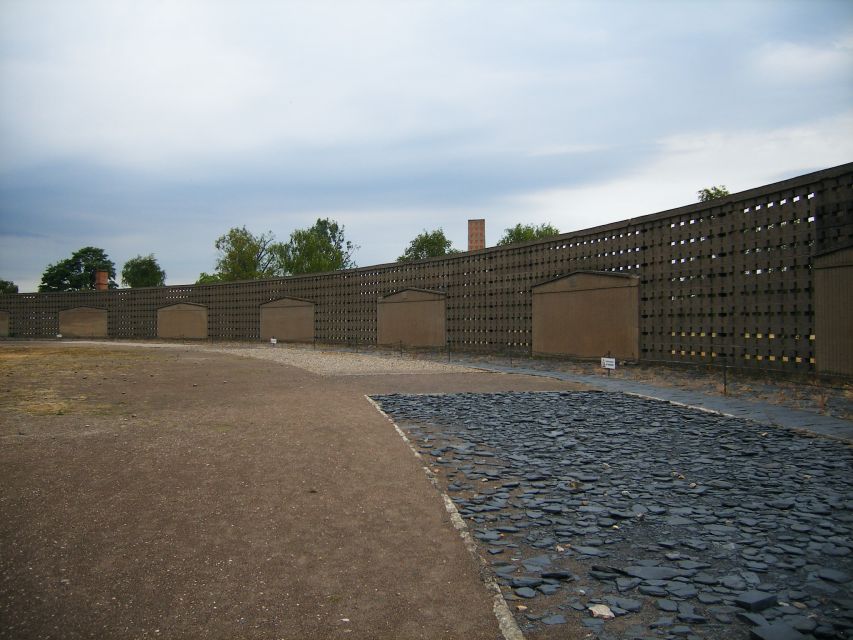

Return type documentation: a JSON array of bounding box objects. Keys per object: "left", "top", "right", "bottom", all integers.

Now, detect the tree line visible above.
[
  {"left": 0, "top": 186, "right": 730, "bottom": 293},
  {"left": 8, "top": 219, "right": 561, "bottom": 293}
]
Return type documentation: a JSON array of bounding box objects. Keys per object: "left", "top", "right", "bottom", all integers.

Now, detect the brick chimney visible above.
[
  {"left": 94, "top": 270, "right": 109, "bottom": 291},
  {"left": 468, "top": 219, "right": 485, "bottom": 251}
]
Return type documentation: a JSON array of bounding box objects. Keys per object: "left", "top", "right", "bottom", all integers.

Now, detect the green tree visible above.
[
  {"left": 39, "top": 247, "right": 117, "bottom": 292},
  {"left": 397, "top": 229, "right": 459, "bottom": 262},
  {"left": 121, "top": 254, "right": 166, "bottom": 288},
  {"left": 197, "top": 226, "right": 280, "bottom": 283},
  {"left": 277, "top": 218, "right": 357, "bottom": 275},
  {"left": 0, "top": 279, "right": 18, "bottom": 294},
  {"left": 497, "top": 222, "right": 560, "bottom": 246},
  {"left": 697, "top": 185, "right": 730, "bottom": 202}
]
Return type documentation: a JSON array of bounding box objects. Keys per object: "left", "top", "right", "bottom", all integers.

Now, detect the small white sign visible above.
[
  {"left": 601, "top": 357, "right": 616, "bottom": 370},
  {"left": 270, "top": 338, "right": 277, "bottom": 345}
]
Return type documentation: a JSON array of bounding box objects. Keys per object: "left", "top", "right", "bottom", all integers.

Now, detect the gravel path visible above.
[
  {"left": 373, "top": 390, "right": 853, "bottom": 640},
  {"left": 67, "top": 340, "right": 474, "bottom": 376},
  {"left": 207, "top": 344, "right": 474, "bottom": 376}
]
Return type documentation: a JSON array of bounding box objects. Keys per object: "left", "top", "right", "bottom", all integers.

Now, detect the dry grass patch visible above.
[{"left": 0, "top": 345, "right": 148, "bottom": 418}]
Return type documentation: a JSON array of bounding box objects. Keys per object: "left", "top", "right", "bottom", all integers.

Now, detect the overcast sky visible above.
[{"left": 1, "top": 0, "right": 852, "bottom": 292}]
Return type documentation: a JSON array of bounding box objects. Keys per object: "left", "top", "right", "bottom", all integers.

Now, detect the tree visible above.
[
  {"left": 39, "top": 247, "right": 117, "bottom": 292},
  {"left": 0, "top": 280, "right": 18, "bottom": 294},
  {"left": 697, "top": 185, "right": 730, "bottom": 202},
  {"left": 397, "top": 229, "right": 459, "bottom": 262},
  {"left": 497, "top": 223, "right": 560, "bottom": 246},
  {"left": 277, "top": 218, "right": 357, "bottom": 274},
  {"left": 121, "top": 254, "right": 166, "bottom": 288},
  {"left": 197, "top": 226, "right": 280, "bottom": 283}
]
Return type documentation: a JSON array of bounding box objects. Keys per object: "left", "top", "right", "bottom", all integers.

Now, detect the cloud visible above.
[
  {"left": 751, "top": 34, "right": 853, "bottom": 83},
  {"left": 507, "top": 111, "right": 853, "bottom": 234},
  {"left": 2, "top": 1, "right": 852, "bottom": 292}
]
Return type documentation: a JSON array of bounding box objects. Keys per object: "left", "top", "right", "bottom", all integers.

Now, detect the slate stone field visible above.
[{"left": 372, "top": 391, "right": 853, "bottom": 640}]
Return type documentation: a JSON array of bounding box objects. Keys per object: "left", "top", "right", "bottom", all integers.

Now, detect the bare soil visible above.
[{"left": 0, "top": 342, "right": 583, "bottom": 640}]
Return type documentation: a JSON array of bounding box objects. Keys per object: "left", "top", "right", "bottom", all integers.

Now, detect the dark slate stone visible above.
[
  {"left": 371, "top": 391, "right": 853, "bottom": 640},
  {"left": 735, "top": 591, "right": 778, "bottom": 612},
  {"left": 650, "top": 617, "right": 674, "bottom": 628},
  {"left": 514, "top": 587, "right": 537, "bottom": 599},
  {"left": 697, "top": 591, "right": 722, "bottom": 604},
  {"left": 616, "top": 577, "right": 642, "bottom": 592},
  {"left": 786, "top": 615, "right": 817, "bottom": 633},
  {"left": 657, "top": 599, "right": 678, "bottom": 612},
  {"left": 623, "top": 566, "right": 682, "bottom": 580},
  {"left": 721, "top": 575, "right": 748, "bottom": 590},
  {"left": 510, "top": 576, "right": 542, "bottom": 588},
  {"left": 678, "top": 611, "right": 708, "bottom": 624},
  {"left": 818, "top": 568, "right": 850, "bottom": 583},
  {"left": 737, "top": 611, "right": 769, "bottom": 626},
  {"left": 541, "top": 614, "right": 566, "bottom": 625},
  {"left": 605, "top": 596, "right": 642, "bottom": 612},
  {"left": 667, "top": 584, "right": 698, "bottom": 599},
  {"left": 540, "top": 571, "right": 573, "bottom": 581},
  {"left": 749, "top": 622, "right": 806, "bottom": 640}
]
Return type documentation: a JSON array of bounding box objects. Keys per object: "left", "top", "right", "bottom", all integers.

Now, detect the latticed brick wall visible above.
[{"left": 2, "top": 163, "right": 852, "bottom": 373}]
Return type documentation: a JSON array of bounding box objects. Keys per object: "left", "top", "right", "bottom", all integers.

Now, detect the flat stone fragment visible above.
[
  {"left": 650, "top": 617, "right": 674, "bottom": 628},
  {"left": 817, "top": 568, "right": 850, "bottom": 583},
  {"left": 514, "top": 587, "right": 537, "bottom": 599},
  {"left": 510, "top": 576, "right": 542, "bottom": 588},
  {"left": 616, "top": 577, "right": 642, "bottom": 591},
  {"left": 541, "top": 614, "right": 566, "bottom": 625},
  {"left": 605, "top": 596, "right": 642, "bottom": 612},
  {"left": 540, "top": 570, "right": 573, "bottom": 580},
  {"left": 623, "top": 565, "right": 682, "bottom": 580},
  {"left": 749, "top": 622, "right": 806, "bottom": 640},
  {"left": 657, "top": 599, "right": 678, "bottom": 612},
  {"left": 737, "top": 611, "right": 768, "bottom": 626},
  {"left": 735, "top": 590, "right": 778, "bottom": 612},
  {"left": 786, "top": 615, "right": 817, "bottom": 633}
]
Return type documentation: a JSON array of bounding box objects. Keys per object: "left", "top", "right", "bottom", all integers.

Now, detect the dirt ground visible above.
[{"left": 0, "top": 342, "right": 584, "bottom": 640}]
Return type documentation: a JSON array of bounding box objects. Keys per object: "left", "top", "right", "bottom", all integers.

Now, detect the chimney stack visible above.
[
  {"left": 94, "top": 270, "right": 109, "bottom": 291},
  {"left": 468, "top": 219, "right": 485, "bottom": 251}
]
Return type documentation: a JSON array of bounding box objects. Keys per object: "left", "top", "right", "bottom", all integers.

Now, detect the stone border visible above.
[{"left": 365, "top": 395, "right": 525, "bottom": 640}]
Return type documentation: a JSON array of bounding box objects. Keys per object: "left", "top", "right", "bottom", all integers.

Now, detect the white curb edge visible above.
[{"left": 365, "top": 395, "right": 525, "bottom": 640}]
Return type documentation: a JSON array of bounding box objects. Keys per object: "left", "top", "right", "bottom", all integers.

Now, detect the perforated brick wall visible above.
[{"left": 2, "top": 163, "right": 851, "bottom": 374}]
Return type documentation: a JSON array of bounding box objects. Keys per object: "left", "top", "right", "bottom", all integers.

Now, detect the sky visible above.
[{"left": 1, "top": 0, "right": 852, "bottom": 293}]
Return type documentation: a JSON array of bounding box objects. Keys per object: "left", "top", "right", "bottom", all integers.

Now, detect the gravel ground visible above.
[
  {"left": 373, "top": 391, "right": 853, "bottom": 640},
  {"left": 207, "top": 344, "right": 474, "bottom": 376},
  {"left": 67, "top": 340, "right": 474, "bottom": 376}
]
